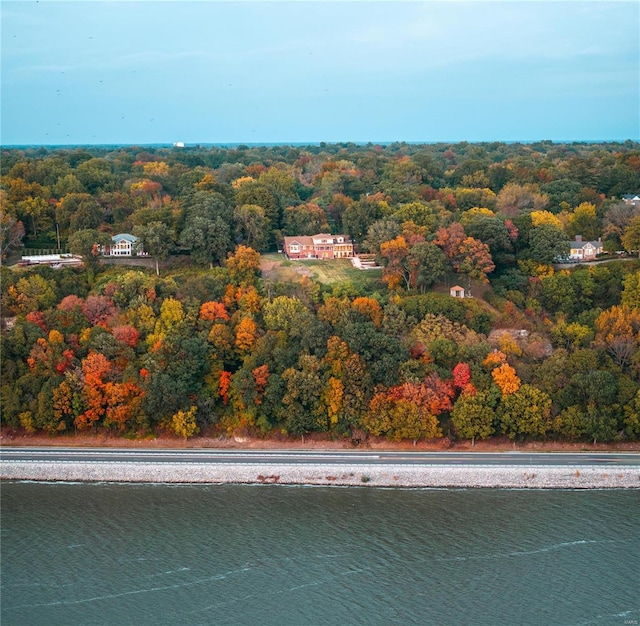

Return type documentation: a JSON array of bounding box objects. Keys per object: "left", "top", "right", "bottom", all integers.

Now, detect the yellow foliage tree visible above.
[
  {"left": 530, "top": 210, "right": 564, "bottom": 229},
  {"left": 171, "top": 406, "right": 199, "bottom": 440},
  {"left": 323, "top": 377, "right": 344, "bottom": 427},
  {"left": 460, "top": 207, "right": 495, "bottom": 226},
  {"left": 143, "top": 161, "right": 169, "bottom": 178},
  {"left": 231, "top": 176, "right": 255, "bottom": 189},
  {"left": 497, "top": 333, "right": 523, "bottom": 357}
]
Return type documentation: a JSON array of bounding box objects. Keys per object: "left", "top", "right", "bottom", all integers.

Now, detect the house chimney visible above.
[{"left": 576, "top": 235, "right": 583, "bottom": 242}]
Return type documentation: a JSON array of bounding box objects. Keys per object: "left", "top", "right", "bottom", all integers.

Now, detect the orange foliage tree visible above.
[
  {"left": 491, "top": 363, "right": 521, "bottom": 396},
  {"left": 199, "top": 301, "right": 230, "bottom": 322},
  {"left": 75, "top": 351, "right": 112, "bottom": 430}
]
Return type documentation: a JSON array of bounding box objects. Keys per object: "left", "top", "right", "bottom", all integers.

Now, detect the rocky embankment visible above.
[{"left": 2, "top": 461, "right": 639, "bottom": 488}]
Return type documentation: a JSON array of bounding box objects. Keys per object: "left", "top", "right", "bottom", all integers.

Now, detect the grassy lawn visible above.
[{"left": 261, "top": 253, "right": 382, "bottom": 286}]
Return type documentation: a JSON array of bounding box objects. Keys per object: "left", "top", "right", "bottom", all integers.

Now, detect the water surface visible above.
[{"left": 2, "top": 483, "right": 638, "bottom": 625}]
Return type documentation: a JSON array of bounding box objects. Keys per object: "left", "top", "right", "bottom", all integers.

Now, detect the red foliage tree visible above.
[
  {"left": 112, "top": 325, "right": 140, "bottom": 348},
  {"left": 452, "top": 362, "right": 472, "bottom": 390}
]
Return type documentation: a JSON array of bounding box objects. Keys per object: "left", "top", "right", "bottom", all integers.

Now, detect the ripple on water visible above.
[{"left": 1, "top": 483, "right": 638, "bottom": 626}]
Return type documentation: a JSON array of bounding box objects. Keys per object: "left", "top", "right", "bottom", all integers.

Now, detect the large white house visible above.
[{"left": 103, "top": 233, "right": 140, "bottom": 257}]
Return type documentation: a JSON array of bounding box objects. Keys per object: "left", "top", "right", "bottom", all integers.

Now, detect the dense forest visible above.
[{"left": 2, "top": 140, "right": 640, "bottom": 444}]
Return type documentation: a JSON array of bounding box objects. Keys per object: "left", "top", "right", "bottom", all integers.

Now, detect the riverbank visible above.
[
  {"left": 3, "top": 431, "right": 638, "bottom": 488},
  {"left": 2, "top": 460, "right": 639, "bottom": 488},
  {"left": 3, "top": 429, "right": 640, "bottom": 453}
]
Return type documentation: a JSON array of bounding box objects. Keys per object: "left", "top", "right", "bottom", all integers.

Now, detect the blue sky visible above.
[{"left": 2, "top": 1, "right": 638, "bottom": 145}]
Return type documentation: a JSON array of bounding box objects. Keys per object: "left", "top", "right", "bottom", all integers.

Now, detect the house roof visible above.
[
  {"left": 623, "top": 194, "right": 640, "bottom": 200},
  {"left": 569, "top": 239, "right": 601, "bottom": 249},
  {"left": 450, "top": 285, "right": 465, "bottom": 291},
  {"left": 283, "top": 236, "right": 314, "bottom": 246},
  {"left": 112, "top": 233, "right": 137, "bottom": 243},
  {"left": 283, "top": 234, "right": 352, "bottom": 246}
]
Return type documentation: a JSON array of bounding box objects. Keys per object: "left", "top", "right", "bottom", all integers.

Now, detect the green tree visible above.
[
  {"left": 526, "top": 223, "right": 569, "bottom": 264},
  {"left": 408, "top": 241, "right": 448, "bottom": 292},
  {"left": 343, "top": 196, "right": 384, "bottom": 242},
  {"left": 451, "top": 391, "right": 496, "bottom": 445},
  {"left": 233, "top": 204, "right": 269, "bottom": 251},
  {"left": 179, "top": 215, "right": 231, "bottom": 268},
  {"left": 621, "top": 271, "right": 640, "bottom": 309},
  {"left": 622, "top": 216, "right": 640, "bottom": 256},
  {"left": 363, "top": 219, "right": 402, "bottom": 259},
  {"left": 282, "top": 203, "right": 329, "bottom": 236},
  {"left": 499, "top": 384, "right": 553, "bottom": 441},
  {"left": 67, "top": 228, "right": 111, "bottom": 283},
  {"left": 133, "top": 221, "right": 174, "bottom": 275}
]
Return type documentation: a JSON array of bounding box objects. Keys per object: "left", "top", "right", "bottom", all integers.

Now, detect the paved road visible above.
[{"left": 1, "top": 448, "right": 638, "bottom": 466}]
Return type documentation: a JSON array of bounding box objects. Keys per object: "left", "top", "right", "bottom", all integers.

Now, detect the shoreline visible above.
[{"left": 2, "top": 461, "right": 639, "bottom": 489}]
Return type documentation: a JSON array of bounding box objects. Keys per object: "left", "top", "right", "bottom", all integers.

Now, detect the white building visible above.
[{"left": 104, "top": 234, "right": 140, "bottom": 257}]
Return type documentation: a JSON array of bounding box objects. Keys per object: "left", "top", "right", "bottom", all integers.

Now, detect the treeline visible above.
[
  {"left": 1, "top": 141, "right": 640, "bottom": 443},
  {"left": 2, "top": 141, "right": 640, "bottom": 269},
  {"left": 2, "top": 252, "right": 640, "bottom": 443}
]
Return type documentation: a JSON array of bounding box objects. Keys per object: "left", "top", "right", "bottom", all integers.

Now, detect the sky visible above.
[{"left": 1, "top": 1, "right": 639, "bottom": 145}]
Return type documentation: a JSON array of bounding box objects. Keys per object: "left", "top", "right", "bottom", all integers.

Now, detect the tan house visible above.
[
  {"left": 568, "top": 235, "right": 602, "bottom": 261},
  {"left": 283, "top": 234, "right": 353, "bottom": 260}
]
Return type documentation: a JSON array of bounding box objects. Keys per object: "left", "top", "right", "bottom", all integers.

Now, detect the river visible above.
[{"left": 1, "top": 482, "right": 638, "bottom": 625}]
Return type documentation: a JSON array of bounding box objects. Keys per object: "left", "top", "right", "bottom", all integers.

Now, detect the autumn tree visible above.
[
  {"left": 568, "top": 202, "right": 599, "bottom": 241},
  {"left": 380, "top": 236, "right": 411, "bottom": 290},
  {"left": 75, "top": 351, "right": 112, "bottom": 430},
  {"left": 496, "top": 183, "right": 549, "bottom": 216},
  {"left": 621, "top": 272, "right": 640, "bottom": 309},
  {"left": 434, "top": 223, "right": 494, "bottom": 291},
  {"left": 0, "top": 208, "right": 25, "bottom": 262},
  {"left": 363, "top": 380, "right": 446, "bottom": 444},
  {"left": 595, "top": 304, "right": 640, "bottom": 370},
  {"left": 235, "top": 316, "right": 259, "bottom": 356},
  {"left": 199, "top": 301, "right": 230, "bottom": 323},
  {"left": 4, "top": 274, "right": 57, "bottom": 315},
  {"left": 171, "top": 406, "right": 199, "bottom": 440},
  {"left": 491, "top": 363, "right": 521, "bottom": 396},
  {"left": 226, "top": 245, "right": 261, "bottom": 287}
]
